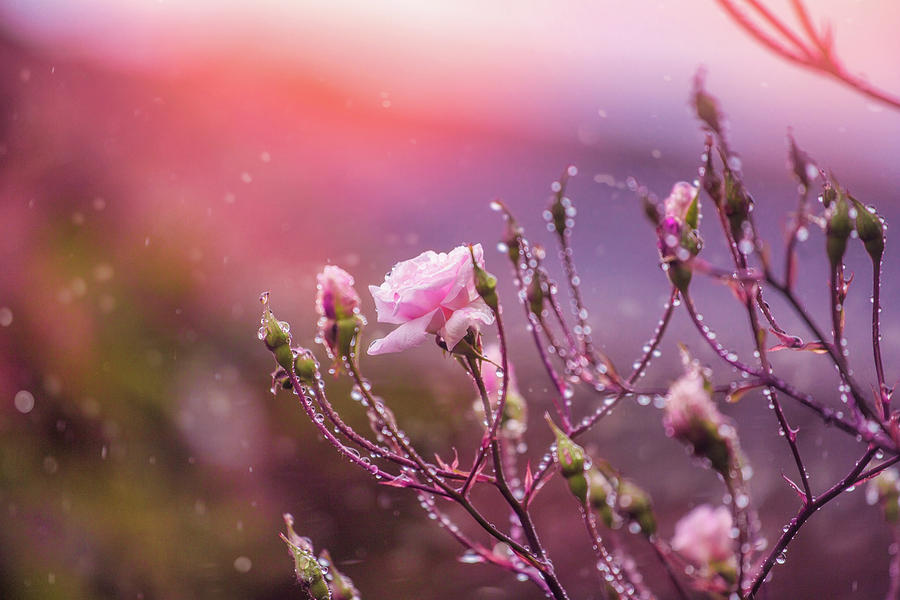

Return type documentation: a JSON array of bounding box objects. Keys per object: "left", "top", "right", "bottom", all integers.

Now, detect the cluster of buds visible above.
[
  {"left": 316, "top": 266, "right": 364, "bottom": 364},
  {"left": 653, "top": 182, "right": 702, "bottom": 292},
  {"left": 281, "top": 514, "right": 361, "bottom": 600},
  {"left": 547, "top": 417, "right": 657, "bottom": 537},
  {"left": 663, "top": 351, "right": 739, "bottom": 478},
  {"left": 823, "top": 181, "right": 886, "bottom": 268},
  {"left": 671, "top": 504, "right": 737, "bottom": 588}
]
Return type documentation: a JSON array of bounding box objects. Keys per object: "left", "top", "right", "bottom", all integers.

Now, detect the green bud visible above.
[
  {"left": 617, "top": 479, "right": 656, "bottom": 537},
  {"left": 693, "top": 84, "right": 722, "bottom": 136},
  {"left": 546, "top": 415, "right": 585, "bottom": 479},
  {"left": 294, "top": 355, "right": 318, "bottom": 386},
  {"left": 551, "top": 196, "right": 567, "bottom": 236},
  {"left": 825, "top": 186, "right": 851, "bottom": 268},
  {"left": 262, "top": 306, "right": 291, "bottom": 351},
  {"left": 666, "top": 262, "right": 692, "bottom": 294},
  {"left": 701, "top": 143, "right": 723, "bottom": 206},
  {"left": 282, "top": 516, "right": 332, "bottom": 600},
  {"left": 851, "top": 198, "right": 885, "bottom": 262},
  {"left": 527, "top": 277, "right": 544, "bottom": 317},
  {"left": 274, "top": 344, "right": 295, "bottom": 372},
  {"left": 567, "top": 472, "right": 588, "bottom": 502},
  {"left": 690, "top": 420, "right": 733, "bottom": 477},
  {"left": 503, "top": 224, "right": 521, "bottom": 265},
  {"left": 473, "top": 263, "right": 499, "bottom": 312},
  {"left": 723, "top": 170, "right": 750, "bottom": 238},
  {"left": 587, "top": 467, "right": 616, "bottom": 527},
  {"left": 323, "top": 316, "right": 362, "bottom": 363}
]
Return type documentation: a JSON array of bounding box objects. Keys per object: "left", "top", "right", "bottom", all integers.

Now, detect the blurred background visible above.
[{"left": 1, "top": 1, "right": 899, "bottom": 598}]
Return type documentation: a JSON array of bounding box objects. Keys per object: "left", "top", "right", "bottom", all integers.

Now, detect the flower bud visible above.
[
  {"left": 317, "top": 266, "right": 361, "bottom": 321},
  {"left": 663, "top": 364, "right": 736, "bottom": 477},
  {"left": 471, "top": 247, "right": 499, "bottom": 312},
  {"left": 851, "top": 197, "right": 885, "bottom": 263},
  {"left": 664, "top": 182, "right": 698, "bottom": 224},
  {"left": 723, "top": 169, "right": 750, "bottom": 238},
  {"left": 550, "top": 194, "right": 568, "bottom": 236},
  {"left": 671, "top": 504, "right": 737, "bottom": 586},
  {"left": 281, "top": 514, "right": 332, "bottom": 600},
  {"left": 693, "top": 72, "right": 723, "bottom": 136},
  {"left": 546, "top": 415, "right": 585, "bottom": 479},
  {"left": 502, "top": 222, "right": 522, "bottom": 265},
  {"left": 259, "top": 294, "right": 295, "bottom": 372},
  {"left": 824, "top": 186, "right": 851, "bottom": 269},
  {"left": 617, "top": 479, "right": 656, "bottom": 537},
  {"left": 587, "top": 467, "right": 616, "bottom": 527},
  {"left": 527, "top": 276, "right": 544, "bottom": 317},
  {"left": 294, "top": 354, "right": 318, "bottom": 386},
  {"left": 322, "top": 317, "right": 363, "bottom": 363},
  {"left": 701, "top": 139, "right": 723, "bottom": 206}
]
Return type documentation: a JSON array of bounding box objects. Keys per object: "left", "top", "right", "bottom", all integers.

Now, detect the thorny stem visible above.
[
  {"left": 287, "top": 369, "right": 450, "bottom": 498},
  {"left": 552, "top": 169, "right": 599, "bottom": 368},
  {"left": 462, "top": 309, "right": 513, "bottom": 497},
  {"left": 307, "top": 363, "right": 488, "bottom": 484},
  {"left": 467, "top": 355, "right": 571, "bottom": 600},
  {"left": 705, "top": 167, "right": 813, "bottom": 505},
  {"left": 579, "top": 506, "right": 639, "bottom": 599},
  {"left": 766, "top": 275, "right": 881, "bottom": 426},
  {"left": 681, "top": 292, "right": 895, "bottom": 452},
  {"left": 417, "top": 493, "right": 551, "bottom": 595},
  {"left": 748, "top": 447, "right": 877, "bottom": 597},
  {"left": 524, "top": 288, "right": 678, "bottom": 505},
  {"left": 725, "top": 476, "right": 749, "bottom": 593},
  {"left": 872, "top": 258, "right": 889, "bottom": 417},
  {"left": 343, "top": 361, "right": 546, "bottom": 573}
]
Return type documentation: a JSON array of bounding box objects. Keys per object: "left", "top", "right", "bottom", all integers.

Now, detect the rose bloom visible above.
[
  {"left": 663, "top": 368, "right": 721, "bottom": 438},
  {"left": 367, "top": 244, "right": 495, "bottom": 355},
  {"left": 316, "top": 265, "right": 360, "bottom": 321},
  {"left": 664, "top": 181, "right": 698, "bottom": 221},
  {"left": 671, "top": 504, "right": 735, "bottom": 567}
]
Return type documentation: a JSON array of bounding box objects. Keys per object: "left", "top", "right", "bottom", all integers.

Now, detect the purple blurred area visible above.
[{"left": 1, "top": 2, "right": 899, "bottom": 599}]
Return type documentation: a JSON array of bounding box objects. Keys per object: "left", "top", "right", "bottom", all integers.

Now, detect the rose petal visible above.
[
  {"left": 440, "top": 299, "right": 495, "bottom": 351},
  {"left": 367, "top": 309, "right": 439, "bottom": 355}
]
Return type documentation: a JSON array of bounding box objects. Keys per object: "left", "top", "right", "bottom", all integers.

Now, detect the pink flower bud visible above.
[
  {"left": 367, "top": 244, "right": 495, "bottom": 355},
  {"left": 316, "top": 265, "right": 360, "bottom": 321},
  {"left": 671, "top": 504, "right": 735, "bottom": 569},
  {"left": 664, "top": 181, "right": 698, "bottom": 222},
  {"left": 663, "top": 368, "right": 721, "bottom": 437}
]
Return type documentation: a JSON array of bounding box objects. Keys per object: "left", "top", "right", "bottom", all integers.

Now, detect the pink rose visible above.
[
  {"left": 671, "top": 504, "right": 735, "bottom": 567},
  {"left": 664, "top": 181, "right": 698, "bottom": 221},
  {"left": 367, "top": 244, "right": 495, "bottom": 355},
  {"left": 316, "top": 265, "right": 360, "bottom": 321}
]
